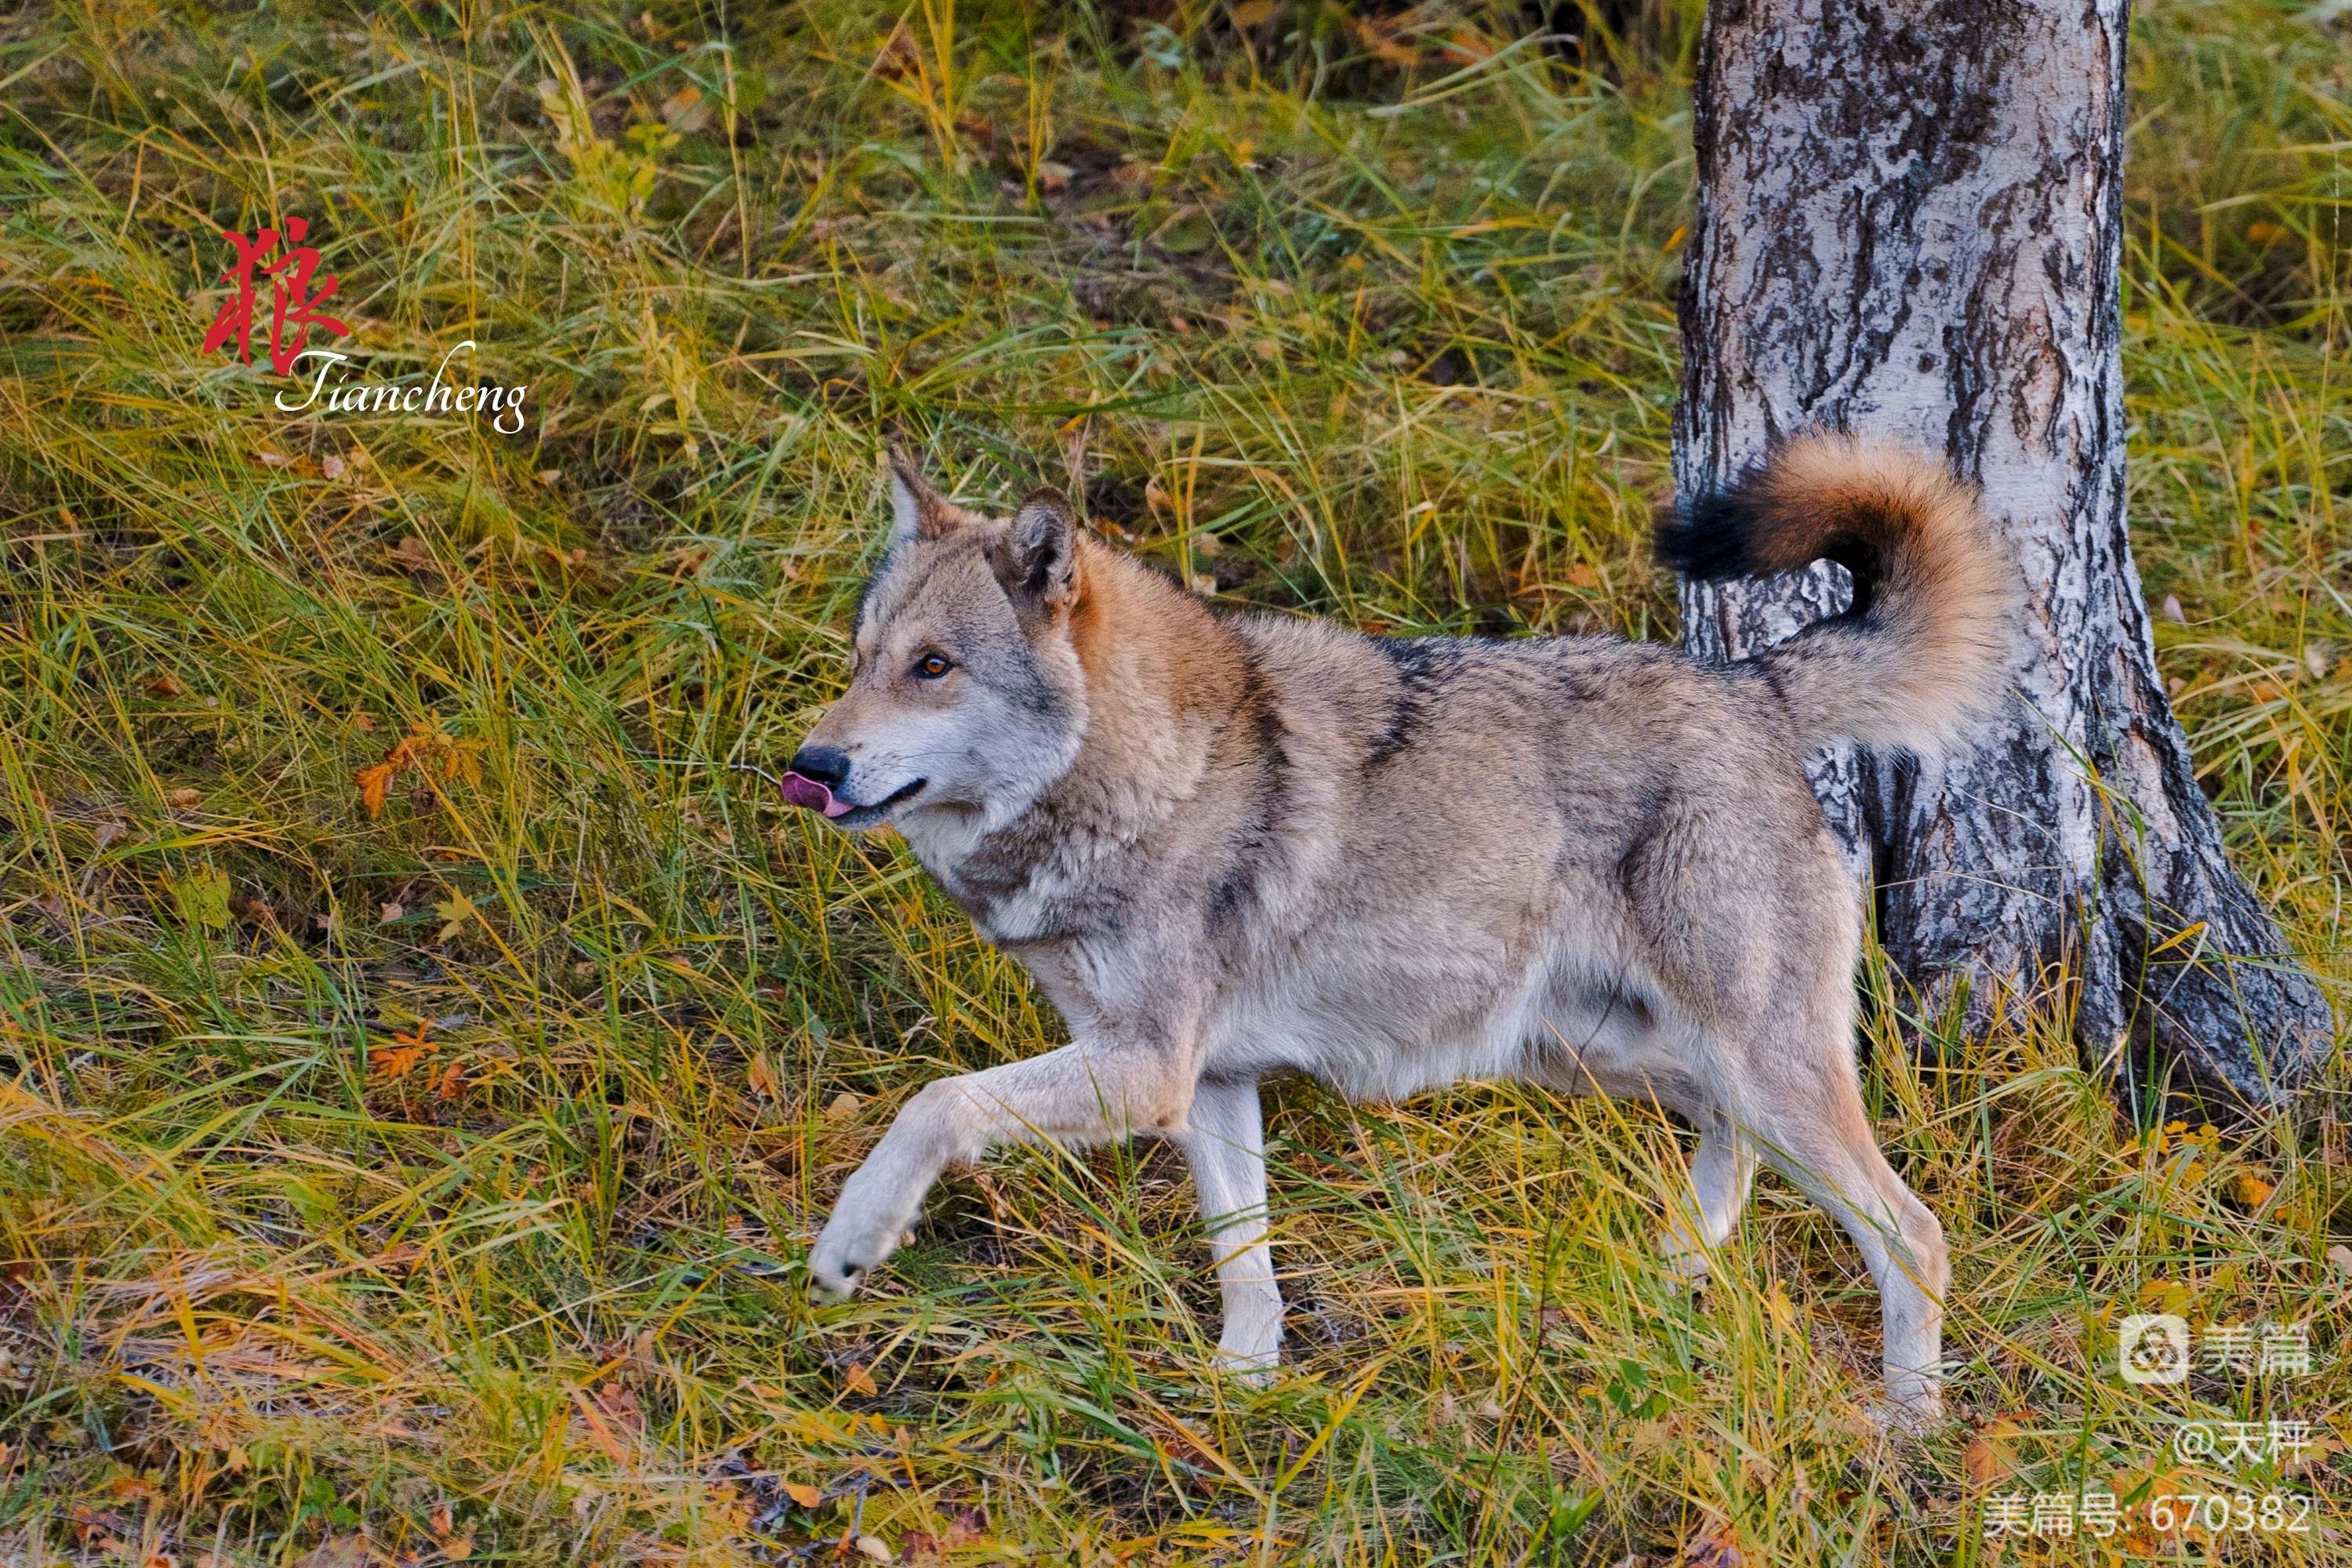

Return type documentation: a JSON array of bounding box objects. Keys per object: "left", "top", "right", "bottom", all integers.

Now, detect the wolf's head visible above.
[{"left": 782, "top": 450, "right": 1089, "bottom": 833}]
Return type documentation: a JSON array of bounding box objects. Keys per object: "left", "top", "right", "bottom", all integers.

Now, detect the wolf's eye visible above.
[{"left": 913, "top": 652, "right": 955, "bottom": 680}]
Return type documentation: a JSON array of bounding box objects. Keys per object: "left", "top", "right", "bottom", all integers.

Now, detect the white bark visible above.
[{"left": 1675, "top": 0, "right": 2330, "bottom": 1097}]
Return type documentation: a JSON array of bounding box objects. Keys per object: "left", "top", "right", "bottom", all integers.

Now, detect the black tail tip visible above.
[{"left": 1655, "top": 486, "right": 1765, "bottom": 582}]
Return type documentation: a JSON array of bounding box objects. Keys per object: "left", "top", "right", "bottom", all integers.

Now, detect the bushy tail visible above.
[{"left": 1657, "top": 434, "right": 2015, "bottom": 759}]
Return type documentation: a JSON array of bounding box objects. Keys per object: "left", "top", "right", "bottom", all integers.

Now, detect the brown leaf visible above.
[
  {"left": 356, "top": 762, "right": 397, "bottom": 820},
  {"left": 841, "top": 1361, "right": 878, "bottom": 1396},
  {"left": 590, "top": 1378, "right": 645, "bottom": 1434},
  {"left": 782, "top": 1479, "right": 822, "bottom": 1508},
  {"left": 165, "top": 787, "right": 201, "bottom": 810},
  {"left": 1683, "top": 1526, "right": 1742, "bottom": 1568},
  {"left": 1963, "top": 1417, "right": 2020, "bottom": 1488},
  {"left": 747, "top": 1052, "right": 780, "bottom": 1098},
  {"left": 824, "top": 1091, "right": 862, "bottom": 1123}
]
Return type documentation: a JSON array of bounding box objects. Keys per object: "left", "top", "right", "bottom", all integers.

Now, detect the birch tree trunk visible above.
[{"left": 1672, "top": 0, "right": 2332, "bottom": 1099}]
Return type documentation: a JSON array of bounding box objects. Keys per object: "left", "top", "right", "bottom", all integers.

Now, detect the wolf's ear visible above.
[
  {"left": 884, "top": 445, "right": 959, "bottom": 546},
  {"left": 993, "top": 489, "right": 1080, "bottom": 612}
]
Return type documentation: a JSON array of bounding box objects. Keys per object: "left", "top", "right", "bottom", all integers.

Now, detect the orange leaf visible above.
[
  {"left": 842, "top": 1361, "right": 878, "bottom": 1396},
  {"left": 356, "top": 762, "right": 397, "bottom": 820},
  {"left": 1964, "top": 1417, "right": 2020, "bottom": 1487},
  {"left": 782, "top": 1479, "right": 822, "bottom": 1508}
]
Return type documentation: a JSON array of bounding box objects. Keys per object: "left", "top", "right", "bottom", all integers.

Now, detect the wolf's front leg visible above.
[
  {"left": 808, "top": 1033, "right": 1198, "bottom": 1300},
  {"left": 1174, "top": 1075, "right": 1283, "bottom": 1382}
]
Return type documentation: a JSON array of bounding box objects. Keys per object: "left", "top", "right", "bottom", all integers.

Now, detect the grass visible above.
[{"left": 0, "top": 0, "right": 2347, "bottom": 1561}]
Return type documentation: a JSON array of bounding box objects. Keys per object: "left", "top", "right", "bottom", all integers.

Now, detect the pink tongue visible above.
[{"left": 781, "top": 771, "right": 856, "bottom": 818}]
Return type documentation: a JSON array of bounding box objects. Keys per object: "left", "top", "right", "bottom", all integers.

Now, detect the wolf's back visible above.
[{"left": 1657, "top": 435, "right": 2014, "bottom": 760}]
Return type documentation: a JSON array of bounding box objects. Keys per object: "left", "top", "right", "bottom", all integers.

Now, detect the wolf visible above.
[{"left": 784, "top": 435, "right": 2012, "bottom": 1420}]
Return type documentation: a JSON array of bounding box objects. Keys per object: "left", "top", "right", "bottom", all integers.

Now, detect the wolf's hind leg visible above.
[
  {"left": 1175, "top": 1076, "right": 1284, "bottom": 1382},
  {"left": 1749, "top": 1084, "right": 1948, "bottom": 1422},
  {"left": 1661, "top": 1117, "right": 1756, "bottom": 1287}
]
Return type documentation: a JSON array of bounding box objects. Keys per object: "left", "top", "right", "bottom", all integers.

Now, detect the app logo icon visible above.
[{"left": 2120, "top": 1313, "right": 2190, "bottom": 1385}]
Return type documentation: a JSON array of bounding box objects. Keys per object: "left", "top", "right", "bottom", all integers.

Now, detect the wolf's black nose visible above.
[{"left": 787, "top": 746, "right": 850, "bottom": 789}]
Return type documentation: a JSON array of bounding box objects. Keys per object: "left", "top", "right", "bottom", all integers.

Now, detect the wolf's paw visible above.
[
  {"left": 1863, "top": 1385, "right": 1944, "bottom": 1436},
  {"left": 808, "top": 1171, "right": 920, "bottom": 1302},
  {"left": 1657, "top": 1240, "right": 1712, "bottom": 1294},
  {"left": 1212, "top": 1341, "right": 1279, "bottom": 1388},
  {"left": 806, "top": 1229, "right": 876, "bottom": 1302}
]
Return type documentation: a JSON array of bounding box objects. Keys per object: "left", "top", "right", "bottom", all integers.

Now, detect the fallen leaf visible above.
[
  {"left": 825, "top": 1091, "right": 862, "bottom": 1123},
  {"left": 782, "top": 1479, "right": 822, "bottom": 1508},
  {"left": 1682, "top": 1526, "right": 1741, "bottom": 1568},
  {"left": 289, "top": 1537, "right": 367, "bottom": 1568},
  {"left": 2327, "top": 1244, "right": 2352, "bottom": 1278},
  {"left": 1964, "top": 1417, "right": 2020, "bottom": 1488},
  {"left": 591, "top": 1378, "right": 644, "bottom": 1433},
  {"left": 321, "top": 452, "right": 346, "bottom": 481},
  {"left": 1354, "top": 15, "right": 1422, "bottom": 67},
  {"left": 842, "top": 1361, "right": 878, "bottom": 1396},
  {"left": 660, "top": 82, "right": 711, "bottom": 132},
  {"left": 356, "top": 761, "right": 397, "bottom": 819},
  {"left": 747, "top": 1052, "right": 780, "bottom": 1098},
  {"left": 165, "top": 787, "right": 201, "bottom": 810},
  {"left": 2228, "top": 1171, "right": 2274, "bottom": 1208},
  {"left": 853, "top": 1534, "right": 891, "bottom": 1563},
  {"left": 379, "top": 901, "right": 404, "bottom": 923},
  {"left": 1229, "top": 0, "right": 1275, "bottom": 27},
  {"left": 169, "top": 866, "right": 232, "bottom": 932},
  {"left": 434, "top": 891, "right": 479, "bottom": 942},
  {"left": 149, "top": 673, "right": 186, "bottom": 696}
]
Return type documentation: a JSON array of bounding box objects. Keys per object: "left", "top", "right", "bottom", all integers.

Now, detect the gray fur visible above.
[{"left": 793, "top": 441, "right": 2013, "bottom": 1421}]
